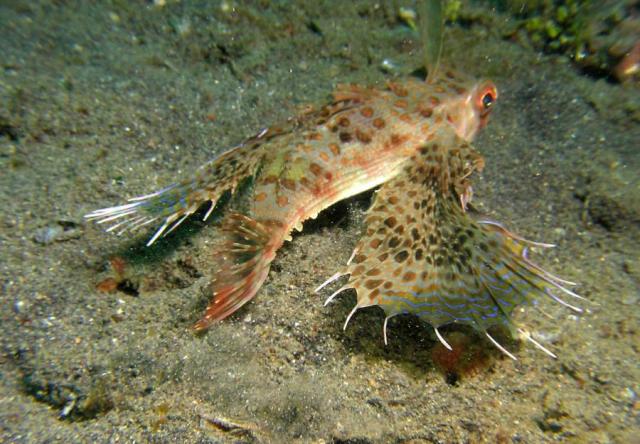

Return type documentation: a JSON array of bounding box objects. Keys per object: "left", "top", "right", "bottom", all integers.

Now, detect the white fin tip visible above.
[
  {"left": 435, "top": 327, "right": 452, "bottom": 351},
  {"left": 485, "top": 331, "right": 517, "bottom": 361}
]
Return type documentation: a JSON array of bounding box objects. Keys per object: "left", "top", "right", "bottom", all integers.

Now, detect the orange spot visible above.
[
  {"left": 431, "top": 331, "right": 492, "bottom": 383},
  {"left": 277, "top": 195, "right": 289, "bottom": 207},
  {"left": 420, "top": 107, "right": 433, "bottom": 118},
  {"left": 263, "top": 176, "right": 278, "bottom": 184},
  {"left": 96, "top": 277, "right": 118, "bottom": 293},
  {"left": 365, "top": 279, "right": 383, "bottom": 289},
  {"left": 355, "top": 129, "right": 372, "bottom": 144},
  {"left": 360, "top": 106, "right": 374, "bottom": 118},
  {"left": 390, "top": 133, "right": 407, "bottom": 147},
  {"left": 306, "top": 132, "right": 323, "bottom": 141},
  {"left": 372, "top": 118, "right": 386, "bottom": 129},
  {"left": 110, "top": 256, "right": 127, "bottom": 276},
  {"left": 309, "top": 162, "right": 324, "bottom": 176},
  {"left": 402, "top": 271, "right": 416, "bottom": 282},
  {"left": 319, "top": 151, "right": 330, "bottom": 162},
  {"left": 255, "top": 192, "right": 267, "bottom": 202},
  {"left": 388, "top": 82, "right": 409, "bottom": 97},
  {"left": 394, "top": 99, "right": 408, "bottom": 109},
  {"left": 430, "top": 96, "right": 440, "bottom": 106},
  {"left": 280, "top": 179, "right": 297, "bottom": 191},
  {"left": 399, "top": 113, "right": 413, "bottom": 124},
  {"left": 328, "top": 143, "right": 341, "bottom": 155},
  {"left": 338, "top": 117, "right": 350, "bottom": 127}
]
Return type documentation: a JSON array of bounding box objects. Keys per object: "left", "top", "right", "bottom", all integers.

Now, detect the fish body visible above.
[{"left": 87, "top": 71, "right": 580, "bottom": 357}]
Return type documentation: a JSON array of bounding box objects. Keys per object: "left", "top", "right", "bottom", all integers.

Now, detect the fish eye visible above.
[
  {"left": 476, "top": 83, "right": 497, "bottom": 116},
  {"left": 482, "top": 92, "right": 494, "bottom": 110}
]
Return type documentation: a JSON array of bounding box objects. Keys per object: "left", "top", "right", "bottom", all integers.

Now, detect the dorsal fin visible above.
[{"left": 419, "top": 0, "right": 444, "bottom": 83}]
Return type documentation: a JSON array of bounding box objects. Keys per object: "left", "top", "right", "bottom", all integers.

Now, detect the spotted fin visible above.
[
  {"left": 85, "top": 130, "right": 272, "bottom": 246},
  {"left": 323, "top": 132, "right": 582, "bottom": 358},
  {"left": 193, "top": 212, "right": 282, "bottom": 331}
]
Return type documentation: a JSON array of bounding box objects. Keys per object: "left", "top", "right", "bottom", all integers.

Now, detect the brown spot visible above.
[
  {"left": 420, "top": 107, "right": 433, "bottom": 118},
  {"left": 255, "top": 192, "right": 268, "bottom": 202},
  {"left": 352, "top": 265, "right": 365, "bottom": 276},
  {"left": 388, "top": 237, "right": 400, "bottom": 248},
  {"left": 394, "top": 250, "right": 409, "bottom": 263},
  {"left": 355, "top": 128, "right": 372, "bottom": 144},
  {"left": 394, "top": 86, "right": 408, "bottom": 97},
  {"left": 278, "top": 179, "right": 296, "bottom": 192},
  {"left": 366, "top": 268, "right": 381, "bottom": 276},
  {"left": 383, "top": 281, "right": 392, "bottom": 289},
  {"left": 402, "top": 271, "right": 416, "bottom": 282},
  {"left": 429, "top": 96, "right": 440, "bottom": 106},
  {"left": 338, "top": 117, "right": 350, "bottom": 127},
  {"left": 306, "top": 132, "right": 322, "bottom": 141},
  {"left": 388, "top": 195, "right": 398, "bottom": 205},
  {"left": 365, "top": 279, "right": 383, "bottom": 289},
  {"left": 372, "top": 118, "right": 386, "bottom": 129},
  {"left": 394, "top": 99, "right": 408, "bottom": 109},
  {"left": 414, "top": 249, "right": 423, "bottom": 261},
  {"left": 361, "top": 106, "right": 374, "bottom": 118},
  {"left": 319, "top": 151, "right": 330, "bottom": 162},
  {"left": 369, "top": 288, "right": 380, "bottom": 299},
  {"left": 399, "top": 113, "right": 413, "bottom": 124},
  {"left": 455, "top": 86, "right": 466, "bottom": 95},
  {"left": 263, "top": 176, "right": 278, "bottom": 184},
  {"left": 384, "top": 217, "right": 397, "bottom": 228},
  {"left": 353, "top": 254, "right": 367, "bottom": 264},
  {"left": 377, "top": 252, "right": 389, "bottom": 262},
  {"left": 369, "top": 238, "right": 382, "bottom": 249},
  {"left": 394, "top": 225, "right": 404, "bottom": 235},
  {"left": 309, "top": 162, "right": 324, "bottom": 176},
  {"left": 390, "top": 134, "right": 407, "bottom": 147},
  {"left": 328, "top": 143, "right": 341, "bottom": 155},
  {"left": 277, "top": 195, "right": 289, "bottom": 207},
  {"left": 339, "top": 132, "right": 352, "bottom": 143}
]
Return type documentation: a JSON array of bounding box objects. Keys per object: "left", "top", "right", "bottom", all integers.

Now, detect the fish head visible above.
[{"left": 440, "top": 78, "right": 498, "bottom": 142}]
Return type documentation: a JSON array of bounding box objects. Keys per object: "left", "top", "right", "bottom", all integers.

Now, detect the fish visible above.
[{"left": 85, "top": 67, "right": 584, "bottom": 359}]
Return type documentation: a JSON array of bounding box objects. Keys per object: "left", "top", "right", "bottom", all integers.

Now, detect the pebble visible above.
[{"left": 33, "top": 221, "right": 82, "bottom": 244}]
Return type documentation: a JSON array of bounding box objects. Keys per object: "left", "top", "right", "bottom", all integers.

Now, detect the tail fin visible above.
[
  {"left": 320, "top": 136, "right": 582, "bottom": 358},
  {"left": 193, "top": 213, "right": 281, "bottom": 331},
  {"left": 85, "top": 139, "right": 265, "bottom": 246}
]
